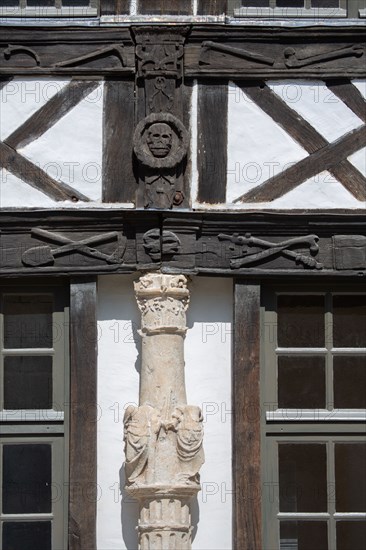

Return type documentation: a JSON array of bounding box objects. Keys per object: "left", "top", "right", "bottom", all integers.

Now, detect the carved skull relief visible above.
[
  {"left": 147, "top": 123, "right": 172, "bottom": 158},
  {"left": 133, "top": 112, "right": 189, "bottom": 169}
]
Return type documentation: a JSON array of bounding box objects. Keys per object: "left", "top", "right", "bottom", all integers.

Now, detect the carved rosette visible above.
[{"left": 126, "top": 273, "right": 204, "bottom": 549}]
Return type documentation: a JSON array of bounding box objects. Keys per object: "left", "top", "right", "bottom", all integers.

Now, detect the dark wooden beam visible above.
[
  {"left": 102, "top": 79, "right": 136, "bottom": 203},
  {"left": 197, "top": 0, "right": 227, "bottom": 14},
  {"left": 233, "top": 282, "right": 262, "bottom": 550},
  {"left": 139, "top": 0, "right": 192, "bottom": 14},
  {"left": 240, "top": 83, "right": 366, "bottom": 202},
  {"left": 326, "top": 79, "right": 366, "bottom": 122},
  {"left": 197, "top": 80, "right": 228, "bottom": 203},
  {"left": 69, "top": 278, "right": 98, "bottom": 550},
  {"left": 0, "top": 77, "right": 12, "bottom": 92},
  {"left": 100, "top": 0, "right": 130, "bottom": 14},
  {"left": 0, "top": 141, "right": 90, "bottom": 202},
  {"left": 5, "top": 80, "right": 101, "bottom": 151},
  {"left": 235, "top": 124, "right": 366, "bottom": 203}
]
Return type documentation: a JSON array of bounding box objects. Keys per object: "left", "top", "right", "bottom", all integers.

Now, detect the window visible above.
[
  {"left": 0, "top": 0, "right": 98, "bottom": 17},
  {"left": 262, "top": 288, "right": 366, "bottom": 549},
  {"left": 0, "top": 282, "right": 69, "bottom": 550},
  {"left": 233, "top": 0, "right": 366, "bottom": 18}
]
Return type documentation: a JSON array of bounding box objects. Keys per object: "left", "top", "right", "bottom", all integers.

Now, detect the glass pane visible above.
[
  {"left": 26, "top": 0, "right": 55, "bottom": 6},
  {"left": 3, "top": 295, "right": 52, "bottom": 349},
  {"left": 3, "top": 444, "right": 52, "bottom": 513},
  {"left": 334, "top": 356, "right": 366, "bottom": 408},
  {"left": 280, "top": 521, "right": 328, "bottom": 550},
  {"left": 241, "top": 0, "right": 270, "bottom": 6},
  {"left": 335, "top": 443, "right": 366, "bottom": 512},
  {"left": 312, "top": 0, "right": 339, "bottom": 6},
  {"left": 337, "top": 521, "right": 366, "bottom": 550},
  {"left": 1, "top": 0, "right": 20, "bottom": 6},
  {"left": 333, "top": 295, "right": 366, "bottom": 348},
  {"left": 3, "top": 522, "right": 51, "bottom": 550},
  {"left": 278, "top": 296, "right": 325, "bottom": 348},
  {"left": 4, "top": 356, "right": 52, "bottom": 410},
  {"left": 277, "top": 0, "right": 304, "bottom": 6},
  {"left": 278, "top": 356, "right": 325, "bottom": 409},
  {"left": 62, "top": 0, "right": 90, "bottom": 5},
  {"left": 279, "top": 444, "right": 327, "bottom": 512}
]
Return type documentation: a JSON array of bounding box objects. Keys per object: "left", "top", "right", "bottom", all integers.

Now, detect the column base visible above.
[{"left": 126, "top": 484, "right": 200, "bottom": 550}]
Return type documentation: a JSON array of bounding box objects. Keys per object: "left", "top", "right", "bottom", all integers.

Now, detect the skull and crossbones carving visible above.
[{"left": 146, "top": 123, "right": 172, "bottom": 158}]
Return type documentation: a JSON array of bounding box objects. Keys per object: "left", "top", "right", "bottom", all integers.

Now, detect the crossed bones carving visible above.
[{"left": 218, "top": 233, "right": 323, "bottom": 269}]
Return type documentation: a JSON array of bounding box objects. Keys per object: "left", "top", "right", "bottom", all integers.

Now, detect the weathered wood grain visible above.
[
  {"left": 197, "top": 0, "right": 226, "bottom": 14},
  {"left": 240, "top": 83, "right": 366, "bottom": 201},
  {"left": 197, "top": 80, "right": 228, "bottom": 203},
  {"left": 5, "top": 80, "right": 100, "bottom": 150},
  {"left": 139, "top": 0, "right": 192, "bottom": 14},
  {"left": 233, "top": 282, "right": 262, "bottom": 550},
  {"left": 69, "top": 278, "right": 98, "bottom": 550},
  {"left": 102, "top": 79, "right": 136, "bottom": 203},
  {"left": 100, "top": 0, "right": 130, "bottom": 14},
  {"left": 0, "top": 141, "right": 90, "bottom": 202},
  {"left": 327, "top": 79, "right": 366, "bottom": 122},
  {"left": 235, "top": 124, "right": 366, "bottom": 203}
]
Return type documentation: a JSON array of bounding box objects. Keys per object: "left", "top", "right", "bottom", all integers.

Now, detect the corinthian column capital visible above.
[{"left": 134, "top": 273, "right": 189, "bottom": 335}]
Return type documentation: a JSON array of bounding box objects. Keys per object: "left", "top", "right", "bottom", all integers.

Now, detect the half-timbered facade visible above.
[{"left": 0, "top": 1, "right": 365, "bottom": 549}]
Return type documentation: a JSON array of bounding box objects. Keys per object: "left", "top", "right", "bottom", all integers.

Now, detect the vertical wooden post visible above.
[
  {"left": 197, "top": 80, "right": 228, "bottom": 204},
  {"left": 233, "top": 281, "right": 262, "bottom": 550},
  {"left": 69, "top": 277, "right": 98, "bottom": 550},
  {"left": 103, "top": 79, "right": 136, "bottom": 203}
]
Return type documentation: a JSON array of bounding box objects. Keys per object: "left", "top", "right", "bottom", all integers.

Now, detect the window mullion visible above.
[
  {"left": 328, "top": 440, "right": 337, "bottom": 549},
  {"left": 325, "top": 292, "right": 333, "bottom": 412},
  {"left": 0, "top": 308, "right": 4, "bottom": 411}
]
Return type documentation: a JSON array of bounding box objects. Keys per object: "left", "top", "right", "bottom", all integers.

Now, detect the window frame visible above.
[
  {"left": 0, "top": 0, "right": 98, "bottom": 18},
  {"left": 0, "top": 280, "right": 70, "bottom": 550},
  {"left": 230, "top": 0, "right": 366, "bottom": 18},
  {"left": 260, "top": 284, "right": 366, "bottom": 550}
]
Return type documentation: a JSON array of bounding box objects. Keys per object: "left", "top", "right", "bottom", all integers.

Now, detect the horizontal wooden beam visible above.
[
  {"left": 138, "top": 0, "right": 192, "bottom": 14},
  {"left": 1, "top": 210, "right": 365, "bottom": 277},
  {"left": 100, "top": 0, "right": 130, "bottom": 15},
  {"left": 197, "top": 0, "right": 227, "bottom": 14}
]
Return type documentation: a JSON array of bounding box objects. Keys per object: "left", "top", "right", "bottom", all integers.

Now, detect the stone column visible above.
[{"left": 124, "top": 273, "right": 204, "bottom": 549}]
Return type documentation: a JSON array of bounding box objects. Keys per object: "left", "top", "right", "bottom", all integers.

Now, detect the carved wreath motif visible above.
[{"left": 133, "top": 113, "right": 189, "bottom": 169}]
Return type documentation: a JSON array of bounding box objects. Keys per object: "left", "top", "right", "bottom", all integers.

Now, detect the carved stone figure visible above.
[
  {"left": 172, "top": 405, "right": 205, "bottom": 483},
  {"left": 124, "top": 404, "right": 161, "bottom": 484}
]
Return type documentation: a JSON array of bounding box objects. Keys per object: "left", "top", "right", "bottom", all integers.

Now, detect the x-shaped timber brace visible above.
[
  {"left": 1, "top": 27, "right": 365, "bottom": 207},
  {"left": 233, "top": 81, "right": 366, "bottom": 203}
]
